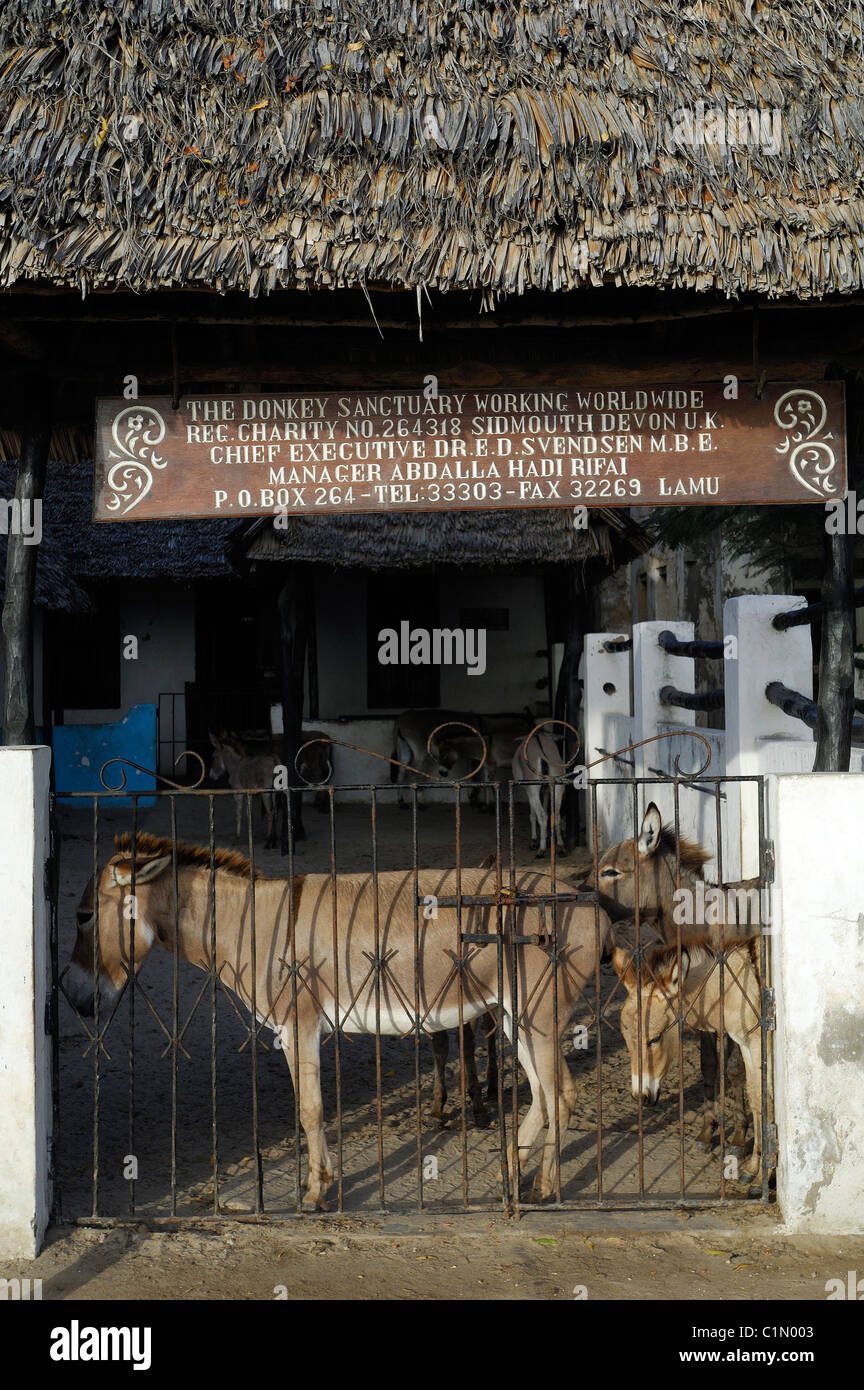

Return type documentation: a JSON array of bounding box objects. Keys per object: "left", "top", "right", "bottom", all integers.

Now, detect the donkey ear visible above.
[
  {"left": 111, "top": 854, "right": 171, "bottom": 887},
  {"left": 667, "top": 950, "right": 690, "bottom": 995},
  {"left": 208, "top": 732, "right": 219, "bottom": 747},
  {"left": 637, "top": 802, "right": 663, "bottom": 857},
  {"left": 611, "top": 947, "right": 632, "bottom": 981}
]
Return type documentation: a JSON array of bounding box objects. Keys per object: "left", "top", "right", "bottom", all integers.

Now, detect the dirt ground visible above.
[{"left": 10, "top": 1212, "right": 864, "bottom": 1301}]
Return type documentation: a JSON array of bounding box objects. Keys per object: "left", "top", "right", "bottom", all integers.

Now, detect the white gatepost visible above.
[
  {"left": 724, "top": 595, "right": 812, "bottom": 879},
  {"left": 0, "top": 747, "right": 53, "bottom": 1258},
  {"left": 632, "top": 620, "right": 695, "bottom": 829},
  {"left": 583, "top": 634, "right": 632, "bottom": 845},
  {"left": 771, "top": 774, "right": 864, "bottom": 1233}
]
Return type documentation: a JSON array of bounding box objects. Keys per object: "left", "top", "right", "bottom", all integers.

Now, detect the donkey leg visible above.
[
  {"left": 234, "top": 794, "right": 243, "bottom": 843},
  {"left": 283, "top": 1019, "right": 334, "bottom": 1209},
  {"left": 734, "top": 1040, "right": 766, "bottom": 1184},
  {"left": 725, "top": 1040, "right": 750, "bottom": 1154},
  {"left": 484, "top": 1011, "right": 499, "bottom": 1103},
  {"left": 264, "top": 793, "right": 276, "bottom": 849},
  {"left": 429, "top": 1030, "right": 448, "bottom": 1123},
  {"left": 526, "top": 784, "right": 545, "bottom": 854},
  {"left": 694, "top": 1032, "right": 720, "bottom": 1151},
  {"left": 504, "top": 1037, "right": 548, "bottom": 1197},
  {"left": 551, "top": 782, "right": 566, "bottom": 851},
  {"left": 535, "top": 1045, "right": 576, "bottom": 1201},
  {"left": 460, "top": 1022, "right": 488, "bottom": 1126}
]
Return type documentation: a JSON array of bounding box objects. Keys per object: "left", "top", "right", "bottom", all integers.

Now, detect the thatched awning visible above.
[
  {"left": 0, "top": 3, "right": 863, "bottom": 300},
  {"left": 0, "top": 462, "right": 236, "bottom": 582},
  {"left": 0, "top": 530, "right": 90, "bottom": 613},
  {"left": 241, "top": 507, "right": 649, "bottom": 572}
]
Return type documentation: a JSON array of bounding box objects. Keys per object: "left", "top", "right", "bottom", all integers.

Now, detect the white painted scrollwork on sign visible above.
[
  {"left": 104, "top": 406, "right": 168, "bottom": 516},
  {"left": 773, "top": 389, "right": 838, "bottom": 498}
]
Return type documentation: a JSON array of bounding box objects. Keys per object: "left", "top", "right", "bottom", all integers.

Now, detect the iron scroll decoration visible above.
[
  {"left": 99, "top": 750, "right": 207, "bottom": 791},
  {"left": 293, "top": 721, "right": 713, "bottom": 787}
]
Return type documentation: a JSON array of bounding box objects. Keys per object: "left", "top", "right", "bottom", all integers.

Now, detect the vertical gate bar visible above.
[
  {"left": 591, "top": 779, "right": 603, "bottom": 1203},
  {"left": 672, "top": 782, "right": 685, "bottom": 1199},
  {"left": 548, "top": 772, "right": 562, "bottom": 1204},
  {"left": 328, "top": 786, "right": 344, "bottom": 1214},
  {"left": 128, "top": 796, "right": 138, "bottom": 1217},
  {"left": 493, "top": 783, "right": 511, "bottom": 1213},
  {"left": 508, "top": 781, "right": 521, "bottom": 1217},
  {"left": 454, "top": 781, "right": 468, "bottom": 1209},
  {"left": 169, "top": 796, "right": 180, "bottom": 1217},
  {"left": 411, "top": 784, "right": 423, "bottom": 1210},
  {"left": 714, "top": 781, "right": 728, "bottom": 1200},
  {"left": 208, "top": 794, "right": 220, "bottom": 1214},
  {"left": 91, "top": 796, "right": 101, "bottom": 1218},
  {"left": 757, "top": 776, "right": 770, "bottom": 1203},
  {"left": 246, "top": 793, "right": 262, "bottom": 1214},
  {"left": 285, "top": 788, "right": 302, "bottom": 1214},
  {"left": 370, "top": 785, "right": 385, "bottom": 1209},
  {"left": 632, "top": 778, "right": 646, "bottom": 1200}
]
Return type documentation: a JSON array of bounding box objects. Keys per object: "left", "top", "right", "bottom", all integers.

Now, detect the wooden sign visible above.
[{"left": 94, "top": 382, "right": 846, "bottom": 521}]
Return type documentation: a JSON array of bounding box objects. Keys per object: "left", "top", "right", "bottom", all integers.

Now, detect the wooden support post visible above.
[
  {"left": 2, "top": 418, "right": 51, "bottom": 745},
  {"left": 278, "top": 567, "right": 311, "bottom": 847},
  {"left": 814, "top": 527, "right": 855, "bottom": 771}
]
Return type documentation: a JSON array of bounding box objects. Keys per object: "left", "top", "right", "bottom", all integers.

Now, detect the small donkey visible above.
[
  {"left": 611, "top": 936, "right": 772, "bottom": 1186},
  {"left": 208, "top": 732, "right": 279, "bottom": 848},
  {"left": 585, "top": 802, "right": 757, "bottom": 1155}
]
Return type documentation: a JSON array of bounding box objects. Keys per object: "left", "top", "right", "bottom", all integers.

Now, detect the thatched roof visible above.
[
  {"left": 1, "top": 3, "right": 863, "bottom": 300},
  {"left": 0, "top": 529, "right": 90, "bottom": 613},
  {"left": 0, "top": 461, "right": 236, "bottom": 582},
  {"left": 241, "top": 506, "right": 649, "bottom": 572}
]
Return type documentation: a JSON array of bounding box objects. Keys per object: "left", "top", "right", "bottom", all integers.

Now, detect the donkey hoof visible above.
[
  {"left": 725, "top": 1143, "right": 747, "bottom": 1160},
  {"left": 694, "top": 1139, "right": 713, "bottom": 1155}
]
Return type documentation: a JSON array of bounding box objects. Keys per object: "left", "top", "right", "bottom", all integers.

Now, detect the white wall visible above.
[
  {"left": 315, "top": 571, "right": 547, "bottom": 719},
  {"left": 0, "top": 747, "right": 52, "bottom": 1258},
  {"left": 771, "top": 774, "right": 864, "bottom": 1233}
]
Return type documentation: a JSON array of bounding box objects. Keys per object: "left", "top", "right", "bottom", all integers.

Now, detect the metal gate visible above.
[{"left": 50, "top": 730, "right": 774, "bottom": 1223}]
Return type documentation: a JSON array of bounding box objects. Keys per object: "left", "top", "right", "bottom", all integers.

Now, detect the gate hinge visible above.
[
  {"left": 762, "top": 985, "right": 776, "bottom": 1032},
  {"left": 44, "top": 993, "right": 57, "bottom": 1036},
  {"left": 760, "top": 839, "right": 775, "bottom": 885},
  {"left": 764, "top": 1123, "right": 779, "bottom": 1166}
]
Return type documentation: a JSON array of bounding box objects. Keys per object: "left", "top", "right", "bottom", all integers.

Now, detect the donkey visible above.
[
  {"left": 512, "top": 731, "right": 566, "bottom": 855},
  {"left": 208, "top": 732, "right": 279, "bottom": 847},
  {"left": 390, "top": 709, "right": 478, "bottom": 807},
  {"left": 65, "top": 833, "right": 611, "bottom": 1208},
  {"left": 429, "top": 1016, "right": 498, "bottom": 1126},
  {"left": 611, "top": 936, "right": 772, "bottom": 1185},
  {"left": 584, "top": 802, "right": 754, "bottom": 1153}
]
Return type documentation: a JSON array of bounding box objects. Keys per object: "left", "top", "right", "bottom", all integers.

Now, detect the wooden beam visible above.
[{"left": 2, "top": 417, "right": 51, "bottom": 744}]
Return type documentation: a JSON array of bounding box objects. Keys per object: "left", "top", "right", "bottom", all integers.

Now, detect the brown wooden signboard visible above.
[{"left": 94, "top": 381, "right": 846, "bottom": 520}]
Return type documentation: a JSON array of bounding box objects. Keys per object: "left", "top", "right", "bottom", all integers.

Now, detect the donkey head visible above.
[
  {"left": 64, "top": 850, "right": 173, "bottom": 1017},
  {"left": 584, "top": 802, "right": 710, "bottom": 928},
  {"left": 612, "top": 942, "right": 691, "bottom": 1101},
  {"left": 208, "top": 730, "right": 244, "bottom": 782}
]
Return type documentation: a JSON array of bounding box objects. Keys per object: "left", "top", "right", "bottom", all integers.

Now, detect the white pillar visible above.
[
  {"left": 0, "top": 747, "right": 53, "bottom": 1258},
  {"left": 632, "top": 620, "right": 695, "bottom": 826},
  {"left": 583, "top": 634, "right": 631, "bottom": 845},
  {"left": 771, "top": 774, "right": 864, "bottom": 1233},
  {"left": 724, "top": 595, "right": 812, "bottom": 878}
]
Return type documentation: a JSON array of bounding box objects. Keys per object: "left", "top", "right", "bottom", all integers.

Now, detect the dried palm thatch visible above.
[
  {"left": 1, "top": 2, "right": 863, "bottom": 300},
  {"left": 241, "top": 505, "right": 649, "bottom": 572}
]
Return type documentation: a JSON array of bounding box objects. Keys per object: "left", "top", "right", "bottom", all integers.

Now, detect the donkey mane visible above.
[
  {"left": 113, "top": 831, "right": 262, "bottom": 880},
  {"left": 656, "top": 825, "right": 712, "bottom": 876},
  {"left": 648, "top": 934, "right": 761, "bottom": 981}
]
